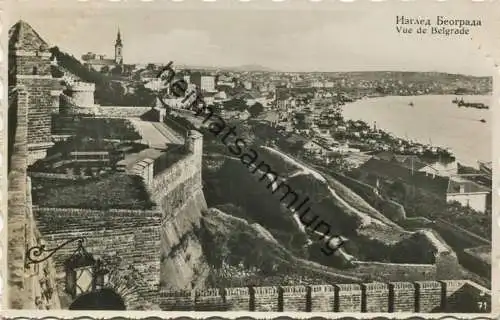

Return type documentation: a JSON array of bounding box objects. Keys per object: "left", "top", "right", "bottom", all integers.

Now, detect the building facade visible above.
[{"left": 446, "top": 177, "right": 490, "bottom": 213}]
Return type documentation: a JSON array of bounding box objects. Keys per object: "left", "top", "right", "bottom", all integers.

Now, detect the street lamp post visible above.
[{"left": 25, "top": 237, "right": 110, "bottom": 299}]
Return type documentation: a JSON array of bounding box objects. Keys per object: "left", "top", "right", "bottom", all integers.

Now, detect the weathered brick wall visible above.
[
  {"left": 253, "top": 286, "right": 280, "bottom": 312},
  {"left": 415, "top": 281, "right": 442, "bottom": 312},
  {"left": 310, "top": 285, "right": 336, "bottom": 312},
  {"left": 16, "top": 77, "right": 60, "bottom": 148},
  {"left": 7, "top": 87, "right": 61, "bottom": 309},
  {"left": 225, "top": 287, "right": 251, "bottom": 311},
  {"left": 159, "top": 290, "right": 194, "bottom": 310},
  {"left": 281, "top": 285, "right": 308, "bottom": 312},
  {"left": 159, "top": 186, "right": 208, "bottom": 291},
  {"left": 389, "top": 282, "right": 415, "bottom": 312},
  {"left": 155, "top": 282, "right": 490, "bottom": 312},
  {"left": 362, "top": 282, "right": 389, "bottom": 312},
  {"left": 151, "top": 152, "right": 202, "bottom": 209},
  {"left": 25, "top": 179, "right": 62, "bottom": 310},
  {"left": 11, "top": 54, "right": 52, "bottom": 76},
  {"left": 148, "top": 131, "right": 208, "bottom": 292},
  {"left": 33, "top": 207, "right": 162, "bottom": 302},
  {"left": 8, "top": 87, "right": 32, "bottom": 308},
  {"left": 162, "top": 173, "right": 201, "bottom": 208},
  {"left": 335, "top": 283, "right": 362, "bottom": 312},
  {"left": 195, "top": 288, "right": 225, "bottom": 311}
]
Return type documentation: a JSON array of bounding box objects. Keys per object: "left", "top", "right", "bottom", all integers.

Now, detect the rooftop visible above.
[
  {"left": 446, "top": 176, "right": 491, "bottom": 194},
  {"left": 9, "top": 20, "right": 49, "bottom": 52}
]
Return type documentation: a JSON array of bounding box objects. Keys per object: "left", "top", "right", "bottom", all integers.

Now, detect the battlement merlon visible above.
[{"left": 69, "top": 81, "right": 96, "bottom": 92}]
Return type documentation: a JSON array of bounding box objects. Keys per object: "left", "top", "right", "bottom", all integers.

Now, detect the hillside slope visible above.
[
  {"left": 198, "top": 208, "right": 364, "bottom": 287},
  {"left": 202, "top": 147, "right": 445, "bottom": 269}
]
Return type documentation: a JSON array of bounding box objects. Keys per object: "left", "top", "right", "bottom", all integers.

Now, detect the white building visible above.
[
  {"left": 243, "top": 81, "right": 253, "bottom": 90},
  {"left": 446, "top": 176, "right": 490, "bottom": 213},
  {"left": 419, "top": 162, "right": 458, "bottom": 177},
  {"left": 201, "top": 76, "right": 216, "bottom": 92}
]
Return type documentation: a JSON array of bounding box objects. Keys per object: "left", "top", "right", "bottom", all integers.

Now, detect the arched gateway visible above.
[{"left": 69, "top": 288, "right": 126, "bottom": 310}]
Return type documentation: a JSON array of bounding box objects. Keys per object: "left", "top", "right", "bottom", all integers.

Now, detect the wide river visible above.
[{"left": 341, "top": 95, "right": 492, "bottom": 167}]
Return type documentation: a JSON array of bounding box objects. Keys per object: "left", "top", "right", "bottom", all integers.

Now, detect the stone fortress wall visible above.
[
  {"left": 8, "top": 86, "right": 62, "bottom": 309},
  {"left": 67, "top": 81, "right": 95, "bottom": 107},
  {"left": 158, "top": 280, "right": 490, "bottom": 313},
  {"left": 31, "top": 128, "right": 207, "bottom": 308},
  {"left": 149, "top": 130, "right": 210, "bottom": 290}
]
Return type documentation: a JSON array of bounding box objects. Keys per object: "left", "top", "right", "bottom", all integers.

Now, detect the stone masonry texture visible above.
[{"left": 153, "top": 280, "right": 489, "bottom": 312}]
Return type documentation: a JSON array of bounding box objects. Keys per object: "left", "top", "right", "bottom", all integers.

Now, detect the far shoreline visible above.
[{"left": 340, "top": 94, "right": 492, "bottom": 167}]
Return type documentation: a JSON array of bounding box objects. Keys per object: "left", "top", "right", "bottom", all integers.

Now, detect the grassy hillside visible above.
[
  {"left": 197, "top": 208, "right": 363, "bottom": 287},
  {"left": 202, "top": 153, "right": 438, "bottom": 267}
]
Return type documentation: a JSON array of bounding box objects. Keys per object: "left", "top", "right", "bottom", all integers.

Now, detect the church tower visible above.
[{"left": 115, "top": 28, "right": 123, "bottom": 65}]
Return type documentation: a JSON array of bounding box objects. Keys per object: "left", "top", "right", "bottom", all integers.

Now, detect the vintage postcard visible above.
[{"left": 4, "top": 0, "right": 499, "bottom": 318}]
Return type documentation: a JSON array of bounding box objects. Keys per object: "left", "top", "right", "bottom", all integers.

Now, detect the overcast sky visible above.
[{"left": 10, "top": 0, "right": 498, "bottom": 76}]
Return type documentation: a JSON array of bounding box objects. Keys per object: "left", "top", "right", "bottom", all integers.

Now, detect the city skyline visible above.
[{"left": 11, "top": 0, "right": 496, "bottom": 76}]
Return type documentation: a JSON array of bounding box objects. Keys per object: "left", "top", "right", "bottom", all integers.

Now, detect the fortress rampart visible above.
[
  {"left": 158, "top": 280, "right": 490, "bottom": 313},
  {"left": 24, "top": 131, "right": 207, "bottom": 308},
  {"left": 147, "top": 130, "right": 210, "bottom": 290},
  {"left": 67, "top": 81, "right": 95, "bottom": 108}
]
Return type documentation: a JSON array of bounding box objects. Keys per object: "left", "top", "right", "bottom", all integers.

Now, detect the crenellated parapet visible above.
[{"left": 158, "top": 280, "right": 491, "bottom": 313}]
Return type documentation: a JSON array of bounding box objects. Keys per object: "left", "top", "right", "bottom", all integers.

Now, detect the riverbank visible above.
[{"left": 341, "top": 95, "right": 492, "bottom": 167}]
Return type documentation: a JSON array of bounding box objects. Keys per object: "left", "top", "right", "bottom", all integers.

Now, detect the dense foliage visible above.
[{"left": 248, "top": 102, "right": 264, "bottom": 117}]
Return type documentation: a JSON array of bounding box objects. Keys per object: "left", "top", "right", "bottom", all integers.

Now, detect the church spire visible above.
[
  {"left": 115, "top": 27, "right": 123, "bottom": 65},
  {"left": 115, "top": 28, "right": 122, "bottom": 47}
]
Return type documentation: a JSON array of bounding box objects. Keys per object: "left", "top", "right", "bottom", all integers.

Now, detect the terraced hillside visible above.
[{"left": 202, "top": 145, "right": 473, "bottom": 283}]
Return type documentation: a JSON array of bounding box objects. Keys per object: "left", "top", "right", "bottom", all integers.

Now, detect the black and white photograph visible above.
[{"left": 6, "top": 0, "right": 497, "bottom": 315}]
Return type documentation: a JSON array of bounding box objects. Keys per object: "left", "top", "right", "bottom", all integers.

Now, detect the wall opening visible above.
[
  {"left": 69, "top": 288, "right": 126, "bottom": 310},
  {"left": 32, "top": 66, "right": 38, "bottom": 75}
]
